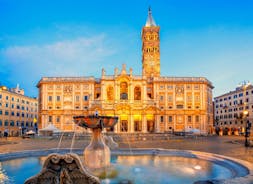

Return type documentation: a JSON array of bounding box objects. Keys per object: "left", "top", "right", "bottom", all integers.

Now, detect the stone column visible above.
[
  {"left": 165, "top": 115, "right": 168, "bottom": 132},
  {"left": 130, "top": 114, "right": 134, "bottom": 133},
  {"left": 142, "top": 115, "right": 147, "bottom": 133},
  {"left": 155, "top": 115, "right": 160, "bottom": 133}
]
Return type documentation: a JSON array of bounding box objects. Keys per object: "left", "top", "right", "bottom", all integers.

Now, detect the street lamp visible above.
[{"left": 243, "top": 110, "right": 251, "bottom": 147}]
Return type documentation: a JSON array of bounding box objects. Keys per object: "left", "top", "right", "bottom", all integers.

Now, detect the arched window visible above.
[
  {"left": 134, "top": 86, "right": 141, "bottom": 100},
  {"left": 107, "top": 86, "right": 114, "bottom": 101},
  {"left": 120, "top": 82, "right": 128, "bottom": 100}
]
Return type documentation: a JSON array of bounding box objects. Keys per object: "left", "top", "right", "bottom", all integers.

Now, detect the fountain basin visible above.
[
  {"left": 0, "top": 148, "right": 252, "bottom": 184},
  {"left": 73, "top": 115, "right": 118, "bottom": 129}
]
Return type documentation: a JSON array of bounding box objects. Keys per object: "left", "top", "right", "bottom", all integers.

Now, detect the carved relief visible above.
[
  {"left": 64, "top": 85, "right": 73, "bottom": 94},
  {"left": 75, "top": 84, "right": 80, "bottom": 90},
  {"left": 56, "top": 85, "right": 62, "bottom": 90},
  {"left": 83, "top": 84, "right": 89, "bottom": 90},
  {"left": 175, "top": 86, "right": 184, "bottom": 95},
  {"left": 47, "top": 85, "right": 53, "bottom": 90},
  {"left": 25, "top": 153, "right": 100, "bottom": 184}
]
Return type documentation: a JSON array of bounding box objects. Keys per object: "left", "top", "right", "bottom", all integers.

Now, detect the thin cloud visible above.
[
  {"left": 3, "top": 34, "right": 115, "bottom": 64},
  {"left": 0, "top": 34, "right": 117, "bottom": 95}
]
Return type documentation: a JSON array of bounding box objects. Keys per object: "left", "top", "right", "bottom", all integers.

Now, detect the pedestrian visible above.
[{"left": 4, "top": 129, "right": 8, "bottom": 140}]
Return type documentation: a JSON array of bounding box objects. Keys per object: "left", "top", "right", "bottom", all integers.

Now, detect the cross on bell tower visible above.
[{"left": 142, "top": 7, "right": 160, "bottom": 78}]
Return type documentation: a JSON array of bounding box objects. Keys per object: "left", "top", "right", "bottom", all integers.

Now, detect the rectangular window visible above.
[
  {"left": 4, "top": 120, "right": 8, "bottom": 126},
  {"left": 6, "top": 96, "right": 9, "bottom": 100},
  {"left": 56, "top": 96, "right": 61, "bottom": 101},
  {"left": 167, "top": 85, "right": 173, "bottom": 90},
  {"left": 195, "top": 95, "right": 200, "bottom": 102},
  {"left": 76, "top": 95, "right": 80, "bottom": 102},
  {"left": 48, "top": 96, "right": 52, "bottom": 101},
  {"left": 5, "top": 111, "right": 9, "bottom": 115},
  {"left": 0, "top": 94, "right": 2, "bottom": 99},
  {"left": 160, "top": 116, "right": 164, "bottom": 122},
  {"left": 196, "top": 115, "right": 199, "bottom": 123},
  {"left": 49, "top": 116, "right": 52, "bottom": 122},
  {"left": 187, "top": 95, "right": 192, "bottom": 102},
  {"left": 168, "top": 116, "right": 173, "bottom": 122},
  {"left": 186, "top": 85, "right": 191, "bottom": 90},
  {"left": 0, "top": 120, "right": 2, "bottom": 126},
  {"left": 168, "top": 95, "right": 173, "bottom": 102},
  {"left": 176, "top": 104, "right": 184, "bottom": 109},
  {"left": 11, "top": 97, "right": 14, "bottom": 101},
  {"left": 11, "top": 112, "right": 14, "bottom": 116},
  {"left": 5, "top": 103, "right": 8, "bottom": 108},
  {"left": 0, "top": 110, "right": 2, "bottom": 115},
  {"left": 160, "top": 96, "right": 164, "bottom": 101},
  {"left": 188, "top": 116, "right": 192, "bottom": 122},
  {"left": 84, "top": 95, "right": 89, "bottom": 101},
  {"left": 17, "top": 112, "right": 20, "bottom": 116},
  {"left": 194, "top": 85, "right": 199, "bottom": 90},
  {"left": 56, "top": 116, "right": 60, "bottom": 123}
]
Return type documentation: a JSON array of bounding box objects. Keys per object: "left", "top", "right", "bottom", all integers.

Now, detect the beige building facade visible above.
[
  {"left": 37, "top": 8, "right": 214, "bottom": 134},
  {"left": 0, "top": 85, "right": 38, "bottom": 136},
  {"left": 214, "top": 82, "right": 253, "bottom": 134}
]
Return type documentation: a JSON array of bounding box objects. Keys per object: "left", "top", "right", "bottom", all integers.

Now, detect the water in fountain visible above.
[
  {"left": 57, "top": 131, "right": 64, "bottom": 151},
  {"left": 70, "top": 122, "right": 77, "bottom": 153}
]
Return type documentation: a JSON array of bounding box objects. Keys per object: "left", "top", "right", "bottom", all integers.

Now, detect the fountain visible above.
[
  {"left": 72, "top": 114, "right": 118, "bottom": 170},
  {"left": 24, "top": 114, "right": 118, "bottom": 184}
]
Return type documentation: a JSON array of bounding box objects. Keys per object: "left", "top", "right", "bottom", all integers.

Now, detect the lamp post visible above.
[{"left": 243, "top": 110, "right": 250, "bottom": 147}]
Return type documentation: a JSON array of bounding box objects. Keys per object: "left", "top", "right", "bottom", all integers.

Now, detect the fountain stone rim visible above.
[
  {"left": 0, "top": 148, "right": 253, "bottom": 184},
  {"left": 73, "top": 115, "right": 119, "bottom": 129}
]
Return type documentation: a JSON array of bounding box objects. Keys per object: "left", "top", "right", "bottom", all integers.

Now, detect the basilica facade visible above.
[{"left": 37, "top": 8, "right": 214, "bottom": 134}]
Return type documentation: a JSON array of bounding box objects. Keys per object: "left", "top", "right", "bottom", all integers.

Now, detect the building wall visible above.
[
  {"left": 214, "top": 83, "right": 253, "bottom": 134},
  {"left": 0, "top": 87, "right": 38, "bottom": 136},
  {"left": 38, "top": 74, "right": 213, "bottom": 134}
]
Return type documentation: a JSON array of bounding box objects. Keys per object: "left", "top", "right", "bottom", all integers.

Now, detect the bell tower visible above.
[{"left": 142, "top": 7, "right": 160, "bottom": 78}]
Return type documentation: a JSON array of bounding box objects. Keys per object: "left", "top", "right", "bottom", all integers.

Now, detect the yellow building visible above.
[
  {"left": 0, "top": 85, "right": 38, "bottom": 136},
  {"left": 37, "top": 8, "right": 214, "bottom": 134}
]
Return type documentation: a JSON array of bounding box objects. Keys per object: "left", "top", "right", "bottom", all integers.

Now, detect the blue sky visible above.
[{"left": 0, "top": 0, "right": 253, "bottom": 97}]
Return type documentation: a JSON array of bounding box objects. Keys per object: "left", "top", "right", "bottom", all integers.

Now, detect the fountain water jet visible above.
[{"left": 73, "top": 115, "right": 118, "bottom": 170}]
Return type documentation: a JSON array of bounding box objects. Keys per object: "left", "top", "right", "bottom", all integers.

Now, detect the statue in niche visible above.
[
  {"left": 107, "top": 86, "right": 114, "bottom": 101},
  {"left": 102, "top": 68, "right": 105, "bottom": 76},
  {"left": 134, "top": 86, "right": 141, "bottom": 100},
  {"left": 121, "top": 64, "right": 127, "bottom": 75},
  {"left": 120, "top": 82, "right": 128, "bottom": 100},
  {"left": 114, "top": 67, "right": 118, "bottom": 76}
]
